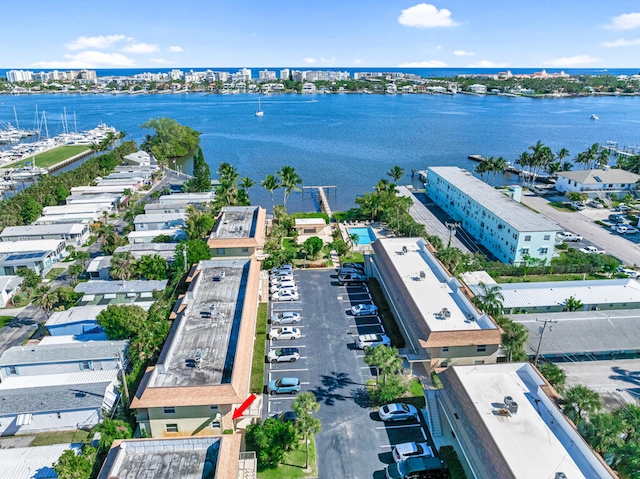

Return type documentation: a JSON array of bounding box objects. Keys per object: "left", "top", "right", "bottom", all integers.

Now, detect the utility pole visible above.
[
  {"left": 117, "top": 351, "right": 130, "bottom": 408},
  {"left": 534, "top": 319, "right": 557, "bottom": 367},
  {"left": 445, "top": 222, "right": 460, "bottom": 248}
]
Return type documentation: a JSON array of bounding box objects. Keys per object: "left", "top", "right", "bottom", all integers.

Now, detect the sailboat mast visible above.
[
  {"left": 73, "top": 112, "right": 77, "bottom": 133},
  {"left": 13, "top": 106, "right": 19, "bottom": 130}
]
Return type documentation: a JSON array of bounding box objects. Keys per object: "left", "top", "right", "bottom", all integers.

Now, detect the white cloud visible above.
[
  {"left": 398, "top": 60, "right": 447, "bottom": 67},
  {"left": 436, "top": 45, "right": 442, "bottom": 51},
  {"left": 33, "top": 51, "right": 135, "bottom": 69},
  {"left": 169, "top": 45, "right": 184, "bottom": 52},
  {"left": 398, "top": 4, "right": 458, "bottom": 28},
  {"left": 304, "top": 57, "right": 317, "bottom": 64},
  {"left": 605, "top": 12, "right": 640, "bottom": 31},
  {"left": 454, "top": 50, "right": 475, "bottom": 56},
  {"left": 65, "top": 34, "right": 125, "bottom": 50},
  {"left": 150, "top": 58, "right": 171, "bottom": 64},
  {"left": 468, "top": 60, "right": 509, "bottom": 68},
  {"left": 353, "top": 59, "right": 363, "bottom": 65},
  {"left": 122, "top": 42, "right": 159, "bottom": 54},
  {"left": 602, "top": 38, "right": 640, "bottom": 47},
  {"left": 547, "top": 55, "right": 600, "bottom": 67}
]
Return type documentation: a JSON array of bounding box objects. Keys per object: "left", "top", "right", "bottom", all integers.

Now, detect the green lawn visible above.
[
  {"left": 3, "top": 145, "right": 90, "bottom": 169},
  {"left": 497, "top": 273, "right": 603, "bottom": 283},
  {"left": 0, "top": 316, "right": 14, "bottom": 328},
  {"left": 45, "top": 267, "right": 66, "bottom": 281},
  {"left": 29, "top": 429, "right": 90, "bottom": 447},
  {"left": 259, "top": 437, "right": 318, "bottom": 479},
  {"left": 250, "top": 303, "right": 269, "bottom": 394},
  {"left": 549, "top": 202, "right": 576, "bottom": 212},
  {"left": 338, "top": 251, "right": 364, "bottom": 263}
]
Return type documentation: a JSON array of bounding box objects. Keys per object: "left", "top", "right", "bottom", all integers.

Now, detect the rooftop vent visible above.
[
  {"left": 555, "top": 473, "right": 567, "bottom": 479},
  {"left": 419, "top": 271, "right": 426, "bottom": 280},
  {"left": 402, "top": 246, "right": 408, "bottom": 254},
  {"left": 504, "top": 396, "right": 514, "bottom": 406}
]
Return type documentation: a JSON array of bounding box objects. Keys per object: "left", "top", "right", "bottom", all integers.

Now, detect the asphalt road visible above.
[
  {"left": 520, "top": 191, "right": 640, "bottom": 266},
  {"left": 264, "top": 269, "right": 431, "bottom": 479}
]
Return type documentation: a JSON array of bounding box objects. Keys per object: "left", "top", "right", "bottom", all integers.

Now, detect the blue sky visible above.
[{"left": 3, "top": 1, "right": 640, "bottom": 69}]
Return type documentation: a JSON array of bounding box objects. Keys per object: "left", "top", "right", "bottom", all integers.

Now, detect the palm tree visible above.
[
  {"left": 110, "top": 252, "right": 136, "bottom": 280},
  {"left": 348, "top": 232, "right": 360, "bottom": 249},
  {"left": 561, "top": 384, "right": 602, "bottom": 424},
  {"left": 239, "top": 176, "right": 255, "bottom": 203},
  {"left": 217, "top": 162, "right": 239, "bottom": 183},
  {"left": 32, "top": 285, "right": 57, "bottom": 318},
  {"left": 489, "top": 156, "right": 507, "bottom": 185},
  {"left": 364, "top": 345, "right": 403, "bottom": 386},
  {"left": 261, "top": 174, "right": 280, "bottom": 210},
  {"left": 386, "top": 165, "right": 405, "bottom": 185},
  {"left": 500, "top": 320, "right": 529, "bottom": 362},
  {"left": 472, "top": 282, "right": 504, "bottom": 318},
  {"left": 614, "top": 403, "right": 640, "bottom": 444},
  {"left": 67, "top": 263, "right": 85, "bottom": 283},
  {"left": 74, "top": 251, "right": 91, "bottom": 269},
  {"left": 581, "top": 412, "right": 624, "bottom": 464},
  {"left": 278, "top": 165, "right": 302, "bottom": 209},
  {"left": 474, "top": 161, "right": 489, "bottom": 182},
  {"left": 292, "top": 392, "right": 321, "bottom": 472}
]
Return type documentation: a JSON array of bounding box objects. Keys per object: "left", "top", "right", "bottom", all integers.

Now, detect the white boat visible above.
[
  {"left": 590, "top": 114, "right": 599, "bottom": 120},
  {"left": 255, "top": 97, "right": 264, "bottom": 117}
]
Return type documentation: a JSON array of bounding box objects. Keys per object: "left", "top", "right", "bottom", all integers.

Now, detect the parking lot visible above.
[{"left": 263, "top": 269, "right": 432, "bottom": 479}]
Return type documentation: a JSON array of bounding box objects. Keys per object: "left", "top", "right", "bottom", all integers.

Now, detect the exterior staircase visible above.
[{"left": 425, "top": 389, "right": 443, "bottom": 437}]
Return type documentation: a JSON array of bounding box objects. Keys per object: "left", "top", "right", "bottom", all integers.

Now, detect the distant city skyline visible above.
[{"left": 2, "top": 1, "right": 640, "bottom": 69}]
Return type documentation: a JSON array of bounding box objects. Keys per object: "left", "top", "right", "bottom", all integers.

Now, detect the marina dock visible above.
[
  {"left": 603, "top": 141, "right": 638, "bottom": 158},
  {"left": 302, "top": 185, "right": 336, "bottom": 219}
]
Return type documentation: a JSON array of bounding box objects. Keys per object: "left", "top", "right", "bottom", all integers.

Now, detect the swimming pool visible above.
[{"left": 348, "top": 227, "right": 377, "bottom": 246}]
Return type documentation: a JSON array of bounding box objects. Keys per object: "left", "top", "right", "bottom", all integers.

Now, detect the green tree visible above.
[
  {"left": 581, "top": 412, "right": 624, "bottom": 465},
  {"left": 538, "top": 362, "right": 567, "bottom": 390},
  {"left": 183, "top": 147, "right": 212, "bottom": 192},
  {"left": 435, "top": 247, "right": 467, "bottom": 275},
  {"left": 261, "top": 174, "right": 280, "bottom": 210},
  {"left": 67, "top": 263, "right": 85, "bottom": 283},
  {"left": 372, "top": 374, "right": 408, "bottom": 404},
  {"left": 386, "top": 165, "right": 405, "bottom": 184},
  {"left": 16, "top": 267, "right": 39, "bottom": 290},
  {"left": 74, "top": 251, "right": 91, "bottom": 269},
  {"left": 564, "top": 295, "right": 584, "bottom": 312},
  {"left": 278, "top": 165, "right": 302, "bottom": 209},
  {"left": 53, "top": 447, "right": 96, "bottom": 479},
  {"left": 500, "top": 320, "right": 529, "bottom": 362},
  {"left": 135, "top": 254, "right": 169, "bottom": 280},
  {"left": 54, "top": 286, "right": 81, "bottom": 309},
  {"left": 110, "top": 252, "right": 137, "bottom": 280},
  {"left": 152, "top": 234, "right": 174, "bottom": 243},
  {"left": 174, "top": 240, "right": 212, "bottom": 272},
  {"left": 471, "top": 282, "right": 504, "bottom": 318},
  {"left": 302, "top": 236, "right": 323, "bottom": 259},
  {"left": 614, "top": 403, "right": 640, "bottom": 444},
  {"left": 20, "top": 197, "right": 43, "bottom": 224},
  {"left": 97, "top": 304, "right": 148, "bottom": 340},
  {"left": 32, "top": 285, "right": 57, "bottom": 317},
  {"left": 245, "top": 418, "right": 298, "bottom": 470},
  {"left": 561, "top": 384, "right": 602, "bottom": 424},
  {"left": 365, "top": 345, "right": 403, "bottom": 386},
  {"left": 140, "top": 117, "right": 201, "bottom": 163},
  {"left": 184, "top": 207, "right": 215, "bottom": 240},
  {"left": 292, "top": 392, "right": 322, "bottom": 471}
]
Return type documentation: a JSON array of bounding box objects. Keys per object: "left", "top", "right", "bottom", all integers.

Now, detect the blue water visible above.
[
  {"left": 349, "top": 227, "right": 377, "bottom": 246},
  {"left": 1, "top": 93, "right": 640, "bottom": 212}
]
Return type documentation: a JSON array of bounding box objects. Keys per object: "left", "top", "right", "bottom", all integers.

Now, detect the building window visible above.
[
  {"left": 80, "top": 361, "right": 92, "bottom": 371},
  {"left": 521, "top": 248, "right": 529, "bottom": 256},
  {"left": 477, "top": 345, "right": 487, "bottom": 353},
  {"left": 442, "top": 347, "right": 449, "bottom": 353},
  {"left": 217, "top": 248, "right": 225, "bottom": 255},
  {"left": 543, "top": 235, "right": 550, "bottom": 241},
  {"left": 242, "top": 247, "right": 249, "bottom": 253},
  {"left": 440, "top": 361, "right": 448, "bottom": 368},
  {"left": 524, "top": 235, "right": 531, "bottom": 241},
  {"left": 540, "top": 248, "right": 548, "bottom": 255},
  {"left": 480, "top": 222, "right": 485, "bottom": 228},
  {"left": 163, "top": 407, "right": 176, "bottom": 414},
  {"left": 7, "top": 366, "right": 17, "bottom": 376},
  {"left": 475, "top": 360, "right": 485, "bottom": 365},
  {"left": 165, "top": 424, "right": 178, "bottom": 433}
]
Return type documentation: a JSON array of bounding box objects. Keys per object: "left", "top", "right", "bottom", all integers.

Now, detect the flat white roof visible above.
[
  {"left": 295, "top": 217, "right": 326, "bottom": 226},
  {"left": 375, "top": 238, "right": 494, "bottom": 332},
  {"left": 472, "top": 278, "right": 640, "bottom": 309},
  {"left": 45, "top": 305, "right": 109, "bottom": 326},
  {"left": 133, "top": 213, "right": 186, "bottom": 224},
  {"left": 0, "top": 369, "right": 118, "bottom": 390},
  {"left": 0, "top": 444, "right": 82, "bottom": 479},
  {"left": 446, "top": 363, "right": 614, "bottom": 479},
  {"left": 127, "top": 228, "right": 185, "bottom": 239},
  {"left": 0, "top": 239, "right": 64, "bottom": 254},
  {"left": 0, "top": 223, "right": 86, "bottom": 237},
  {"left": 43, "top": 203, "right": 109, "bottom": 215}
]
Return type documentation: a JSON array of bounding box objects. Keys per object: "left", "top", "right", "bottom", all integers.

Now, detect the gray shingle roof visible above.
[
  {"left": 557, "top": 168, "right": 640, "bottom": 185},
  {"left": 0, "top": 341, "right": 128, "bottom": 367},
  {"left": 0, "top": 382, "right": 113, "bottom": 415}
]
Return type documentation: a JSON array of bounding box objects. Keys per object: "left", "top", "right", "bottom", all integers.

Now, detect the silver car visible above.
[{"left": 271, "top": 311, "right": 302, "bottom": 325}]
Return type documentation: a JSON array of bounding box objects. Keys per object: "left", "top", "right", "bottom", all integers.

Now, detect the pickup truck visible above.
[
  {"left": 612, "top": 224, "right": 639, "bottom": 235},
  {"left": 557, "top": 232, "right": 583, "bottom": 242},
  {"left": 579, "top": 246, "right": 606, "bottom": 255}
]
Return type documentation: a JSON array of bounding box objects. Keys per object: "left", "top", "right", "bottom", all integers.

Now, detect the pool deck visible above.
[{"left": 338, "top": 220, "right": 396, "bottom": 253}]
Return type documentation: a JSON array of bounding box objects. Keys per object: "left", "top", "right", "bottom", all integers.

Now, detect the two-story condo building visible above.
[
  {"left": 426, "top": 167, "right": 562, "bottom": 265},
  {"left": 208, "top": 206, "right": 266, "bottom": 258},
  {"left": 555, "top": 168, "right": 640, "bottom": 197}
]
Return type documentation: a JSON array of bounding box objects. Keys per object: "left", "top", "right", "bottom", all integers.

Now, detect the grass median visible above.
[
  {"left": 250, "top": 302, "right": 269, "bottom": 394},
  {"left": 4, "top": 145, "right": 90, "bottom": 169},
  {"left": 259, "top": 436, "right": 318, "bottom": 479}
]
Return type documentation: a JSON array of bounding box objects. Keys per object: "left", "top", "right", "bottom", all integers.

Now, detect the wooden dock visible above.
[
  {"left": 603, "top": 141, "right": 638, "bottom": 158},
  {"left": 302, "top": 185, "right": 336, "bottom": 219}
]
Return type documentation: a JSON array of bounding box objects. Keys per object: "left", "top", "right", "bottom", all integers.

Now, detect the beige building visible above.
[
  {"left": 294, "top": 217, "right": 326, "bottom": 235},
  {"left": 131, "top": 258, "right": 260, "bottom": 437},
  {"left": 208, "top": 206, "right": 266, "bottom": 258},
  {"left": 369, "top": 237, "right": 502, "bottom": 372}
]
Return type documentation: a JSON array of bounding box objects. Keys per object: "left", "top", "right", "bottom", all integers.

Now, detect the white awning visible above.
[
  {"left": 16, "top": 413, "right": 32, "bottom": 426},
  {"left": 81, "top": 295, "right": 95, "bottom": 302},
  {"left": 140, "top": 292, "right": 153, "bottom": 298},
  {"left": 103, "top": 293, "right": 117, "bottom": 299},
  {"left": 126, "top": 292, "right": 136, "bottom": 297}
]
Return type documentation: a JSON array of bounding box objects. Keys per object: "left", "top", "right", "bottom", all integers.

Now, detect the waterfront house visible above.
[
  {"left": 555, "top": 169, "right": 640, "bottom": 198},
  {"left": 0, "top": 223, "right": 90, "bottom": 246},
  {"left": 131, "top": 258, "right": 260, "bottom": 437},
  {"left": 369, "top": 237, "right": 502, "bottom": 372},
  {"left": 157, "top": 192, "right": 216, "bottom": 206},
  {"left": 469, "top": 84, "right": 487, "bottom": 93},
  {"left": 426, "top": 167, "right": 561, "bottom": 265},
  {"left": 293, "top": 217, "right": 326, "bottom": 235},
  {"left": 208, "top": 206, "right": 266, "bottom": 258},
  {"left": 123, "top": 150, "right": 155, "bottom": 168}
]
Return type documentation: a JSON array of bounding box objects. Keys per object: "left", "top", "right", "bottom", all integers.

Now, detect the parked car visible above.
[
  {"left": 268, "top": 327, "right": 301, "bottom": 340},
  {"left": 557, "top": 232, "right": 582, "bottom": 242},
  {"left": 609, "top": 214, "right": 627, "bottom": 224},
  {"left": 615, "top": 204, "right": 632, "bottom": 212},
  {"left": 620, "top": 268, "right": 640, "bottom": 279},
  {"left": 379, "top": 403, "right": 419, "bottom": 422},
  {"left": 587, "top": 199, "right": 604, "bottom": 209},
  {"left": 270, "top": 265, "right": 293, "bottom": 275},
  {"left": 338, "top": 273, "right": 367, "bottom": 285},
  {"left": 270, "top": 274, "right": 294, "bottom": 284},
  {"left": 273, "top": 411, "right": 297, "bottom": 422},
  {"left": 269, "top": 281, "right": 298, "bottom": 294},
  {"left": 267, "top": 347, "right": 300, "bottom": 363},
  {"left": 613, "top": 224, "right": 639, "bottom": 235},
  {"left": 356, "top": 333, "right": 391, "bottom": 349},
  {"left": 267, "top": 377, "right": 301, "bottom": 395},
  {"left": 570, "top": 201, "right": 585, "bottom": 211},
  {"left": 271, "top": 289, "right": 299, "bottom": 301},
  {"left": 339, "top": 267, "right": 364, "bottom": 276},
  {"left": 342, "top": 262, "right": 365, "bottom": 272},
  {"left": 271, "top": 311, "right": 301, "bottom": 325},
  {"left": 392, "top": 442, "right": 435, "bottom": 463},
  {"left": 579, "top": 246, "right": 606, "bottom": 255},
  {"left": 385, "top": 456, "right": 448, "bottom": 479},
  {"left": 351, "top": 303, "right": 379, "bottom": 316}
]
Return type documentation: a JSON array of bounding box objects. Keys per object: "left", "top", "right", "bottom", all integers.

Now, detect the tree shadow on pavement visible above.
[{"left": 311, "top": 371, "right": 357, "bottom": 406}]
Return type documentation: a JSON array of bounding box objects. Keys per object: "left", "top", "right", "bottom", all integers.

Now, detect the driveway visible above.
[
  {"left": 264, "top": 269, "right": 432, "bottom": 478},
  {"left": 0, "top": 305, "right": 44, "bottom": 355},
  {"left": 520, "top": 191, "right": 640, "bottom": 266}
]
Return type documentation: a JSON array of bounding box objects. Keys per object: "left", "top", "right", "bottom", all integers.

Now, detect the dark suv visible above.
[
  {"left": 609, "top": 214, "right": 627, "bottom": 224},
  {"left": 338, "top": 273, "right": 366, "bottom": 285}
]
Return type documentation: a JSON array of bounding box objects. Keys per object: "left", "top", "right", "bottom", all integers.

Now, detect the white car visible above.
[
  {"left": 271, "top": 311, "right": 302, "bottom": 325},
  {"left": 270, "top": 274, "right": 294, "bottom": 284},
  {"left": 620, "top": 268, "right": 640, "bottom": 279},
  {"left": 270, "top": 265, "right": 293, "bottom": 276},
  {"left": 579, "top": 246, "right": 605, "bottom": 255},
  {"left": 392, "top": 442, "right": 434, "bottom": 463},
  {"left": 268, "top": 327, "right": 301, "bottom": 340},
  {"left": 356, "top": 333, "right": 391, "bottom": 349},
  {"left": 613, "top": 225, "right": 639, "bottom": 235},
  {"left": 557, "top": 232, "right": 582, "bottom": 242},
  {"left": 351, "top": 303, "right": 379, "bottom": 317},
  {"left": 271, "top": 289, "right": 299, "bottom": 301},
  {"left": 269, "top": 281, "right": 298, "bottom": 294},
  {"left": 267, "top": 347, "right": 300, "bottom": 363}
]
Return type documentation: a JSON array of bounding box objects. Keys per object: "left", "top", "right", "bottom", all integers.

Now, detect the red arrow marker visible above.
[{"left": 232, "top": 394, "right": 257, "bottom": 420}]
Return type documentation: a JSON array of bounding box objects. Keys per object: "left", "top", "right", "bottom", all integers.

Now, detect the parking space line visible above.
[
  {"left": 380, "top": 445, "right": 393, "bottom": 449},
  {"left": 348, "top": 322, "right": 382, "bottom": 327},
  {"left": 301, "top": 382, "right": 310, "bottom": 385},
  {"left": 268, "top": 345, "right": 307, "bottom": 349},
  {"left": 268, "top": 368, "right": 309, "bottom": 373},
  {"left": 375, "top": 424, "right": 421, "bottom": 430}
]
